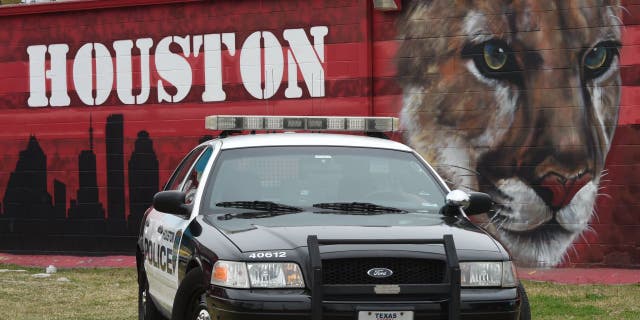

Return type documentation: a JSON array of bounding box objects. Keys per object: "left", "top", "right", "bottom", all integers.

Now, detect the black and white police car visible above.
[{"left": 137, "top": 115, "right": 531, "bottom": 320}]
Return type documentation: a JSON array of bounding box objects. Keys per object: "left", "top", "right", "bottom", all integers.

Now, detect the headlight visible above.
[
  {"left": 460, "top": 261, "right": 518, "bottom": 287},
  {"left": 211, "top": 260, "right": 305, "bottom": 289},
  {"left": 211, "top": 260, "right": 250, "bottom": 288},
  {"left": 247, "top": 263, "right": 305, "bottom": 288}
]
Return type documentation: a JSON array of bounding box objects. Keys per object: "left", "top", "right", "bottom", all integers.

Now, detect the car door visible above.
[
  {"left": 148, "top": 145, "right": 215, "bottom": 313},
  {"left": 144, "top": 145, "right": 207, "bottom": 313}
]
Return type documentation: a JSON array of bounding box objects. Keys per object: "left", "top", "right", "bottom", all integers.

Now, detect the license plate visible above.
[{"left": 358, "top": 311, "right": 414, "bottom": 320}]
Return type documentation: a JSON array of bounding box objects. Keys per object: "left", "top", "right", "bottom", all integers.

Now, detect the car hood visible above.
[{"left": 202, "top": 212, "right": 503, "bottom": 254}]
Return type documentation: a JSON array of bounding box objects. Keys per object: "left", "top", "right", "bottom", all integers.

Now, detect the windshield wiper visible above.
[
  {"left": 312, "top": 202, "right": 407, "bottom": 214},
  {"left": 216, "top": 201, "right": 303, "bottom": 212},
  {"left": 215, "top": 201, "right": 303, "bottom": 219},
  {"left": 216, "top": 211, "right": 297, "bottom": 220}
]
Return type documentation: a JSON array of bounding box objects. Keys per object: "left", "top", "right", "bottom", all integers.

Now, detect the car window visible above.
[
  {"left": 204, "top": 146, "right": 446, "bottom": 213},
  {"left": 164, "top": 145, "right": 207, "bottom": 190},
  {"left": 182, "top": 147, "right": 214, "bottom": 204}
]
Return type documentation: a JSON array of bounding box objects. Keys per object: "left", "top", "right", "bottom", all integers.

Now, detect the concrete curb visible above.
[
  {"left": 0, "top": 252, "right": 135, "bottom": 268},
  {"left": 1, "top": 253, "right": 638, "bottom": 284},
  {"left": 518, "top": 267, "right": 640, "bottom": 285}
]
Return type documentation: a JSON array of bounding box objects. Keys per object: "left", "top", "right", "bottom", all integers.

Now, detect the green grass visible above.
[
  {"left": 0, "top": 264, "right": 137, "bottom": 320},
  {"left": 1, "top": 264, "right": 639, "bottom": 319},
  {"left": 525, "top": 280, "right": 640, "bottom": 319}
]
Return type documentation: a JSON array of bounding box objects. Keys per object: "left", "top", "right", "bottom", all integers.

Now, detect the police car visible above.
[{"left": 137, "top": 115, "right": 531, "bottom": 320}]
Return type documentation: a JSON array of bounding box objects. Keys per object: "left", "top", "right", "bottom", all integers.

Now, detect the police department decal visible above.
[{"left": 143, "top": 229, "right": 182, "bottom": 275}]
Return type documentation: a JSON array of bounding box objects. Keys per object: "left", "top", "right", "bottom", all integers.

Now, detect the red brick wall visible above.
[{"left": 0, "top": 0, "right": 637, "bottom": 267}]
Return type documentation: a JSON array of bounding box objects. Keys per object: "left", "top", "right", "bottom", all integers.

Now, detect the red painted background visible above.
[{"left": 0, "top": 0, "right": 638, "bottom": 267}]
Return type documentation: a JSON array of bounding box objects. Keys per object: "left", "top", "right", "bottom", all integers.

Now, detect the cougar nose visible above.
[{"left": 538, "top": 173, "right": 593, "bottom": 209}]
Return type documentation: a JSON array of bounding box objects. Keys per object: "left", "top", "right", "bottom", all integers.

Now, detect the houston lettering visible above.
[{"left": 27, "top": 26, "right": 328, "bottom": 107}]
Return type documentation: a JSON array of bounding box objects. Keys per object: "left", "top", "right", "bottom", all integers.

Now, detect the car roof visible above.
[{"left": 209, "top": 133, "right": 413, "bottom": 151}]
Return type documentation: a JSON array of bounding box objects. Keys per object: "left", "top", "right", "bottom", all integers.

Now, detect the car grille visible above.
[{"left": 322, "top": 258, "right": 445, "bottom": 285}]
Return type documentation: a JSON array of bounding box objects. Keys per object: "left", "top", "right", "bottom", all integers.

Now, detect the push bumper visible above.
[
  {"left": 207, "top": 235, "right": 521, "bottom": 319},
  {"left": 206, "top": 287, "right": 521, "bottom": 320}
]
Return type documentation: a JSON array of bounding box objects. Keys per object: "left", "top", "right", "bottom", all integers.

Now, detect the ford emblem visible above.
[{"left": 367, "top": 267, "right": 393, "bottom": 278}]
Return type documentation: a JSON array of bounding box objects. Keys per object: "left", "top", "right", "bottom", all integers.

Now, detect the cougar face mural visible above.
[{"left": 398, "top": 1, "right": 622, "bottom": 266}]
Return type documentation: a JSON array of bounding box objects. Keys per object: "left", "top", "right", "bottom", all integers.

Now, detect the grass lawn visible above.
[
  {"left": 526, "top": 280, "right": 640, "bottom": 319},
  {"left": 0, "top": 263, "right": 638, "bottom": 319},
  {"left": 0, "top": 264, "right": 137, "bottom": 320}
]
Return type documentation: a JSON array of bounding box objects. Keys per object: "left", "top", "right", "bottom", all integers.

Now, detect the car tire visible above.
[
  {"left": 518, "top": 283, "right": 531, "bottom": 320},
  {"left": 171, "top": 268, "right": 211, "bottom": 320},
  {"left": 138, "top": 267, "right": 164, "bottom": 320}
]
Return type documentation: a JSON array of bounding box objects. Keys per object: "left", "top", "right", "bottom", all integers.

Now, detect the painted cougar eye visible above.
[
  {"left": 584, "top": 46, "right": 607, "bottom": 70},
  {"left": 461, "top": 39, "right": 520, "bottom": 82},
  {"left": 483, "top": 43, "right": 508, "bottom": 70},
  {"left": 583, "top": 41, "right": 620, "bottom": 80}
]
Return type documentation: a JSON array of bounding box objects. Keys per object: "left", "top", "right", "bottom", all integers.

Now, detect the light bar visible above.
[
  {"left": 373, "top": 0, "right": 400, "bottom": 11},
  {"left": 205, "top": 115, "right": 400, "bottom": 132}
]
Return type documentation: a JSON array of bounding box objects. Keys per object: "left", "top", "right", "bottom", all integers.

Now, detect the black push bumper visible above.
[
  {"left": 206, "top": 288, "right": 520, "bottom": 320},
  {"left": 206, "top": 234, "right": 521, "bottom": 319}
]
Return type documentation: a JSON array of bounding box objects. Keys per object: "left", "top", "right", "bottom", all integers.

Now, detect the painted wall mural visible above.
[
  {"left": 0, "top": 0, "right": 637, "bottom": 267},
  {"left": 398, "top": 1, "right": 623, "bottom": 267}
]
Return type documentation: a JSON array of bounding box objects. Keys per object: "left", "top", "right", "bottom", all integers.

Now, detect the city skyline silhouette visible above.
[{"left": 0, "top": 113, "right": 160, "bottom": 253}]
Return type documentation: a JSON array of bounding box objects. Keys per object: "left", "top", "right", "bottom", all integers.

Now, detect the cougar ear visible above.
[{"left": 396, "top": 1, "right": 453, "bottom": 87}]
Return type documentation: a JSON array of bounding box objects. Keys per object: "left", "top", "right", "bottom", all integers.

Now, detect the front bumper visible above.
[{"left": 206, "top": 287, "right": 521, "bottom": 320}]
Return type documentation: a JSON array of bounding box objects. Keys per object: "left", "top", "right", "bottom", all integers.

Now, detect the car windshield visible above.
[{"left": 202, "top": 146, "right": 446, "bottom": 220}]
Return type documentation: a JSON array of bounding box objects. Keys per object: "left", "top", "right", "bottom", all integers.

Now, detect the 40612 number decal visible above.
[{"left": 247, "top": 251, "right": 287, "bottom": 259}]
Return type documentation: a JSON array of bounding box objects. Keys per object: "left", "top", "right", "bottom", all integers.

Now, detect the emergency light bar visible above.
[{"left": 205, "top": 116, "right": 400, "bottom": 132}]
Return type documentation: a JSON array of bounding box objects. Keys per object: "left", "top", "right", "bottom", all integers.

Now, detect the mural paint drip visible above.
[{"left": 398, "top": 0, "right": 623, "bottom": 266}]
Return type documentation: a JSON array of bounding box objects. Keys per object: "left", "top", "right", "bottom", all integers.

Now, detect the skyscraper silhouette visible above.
[
  {"left": 128, "top": 130, "right": 159, "bottom": 233},
  {"left": 2, "top": 135, "right": 53, "bottom": 218},
  {"left": 53, "top": 179, "right": 66, "bottom": 218},
  {"left": 106, "top": 114, "right": 126, "bottom": 221},
  {"left": 68, "top": 116, "right": 105, "bottom": 220}
]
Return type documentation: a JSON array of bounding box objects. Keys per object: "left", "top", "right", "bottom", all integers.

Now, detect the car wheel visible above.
[
  {"left": 518, "top": 283, "right": 531, "bottom": 320},
  {"left": 138, "top": 267, "right": 164, "bottom": 320},
  {"left": 188, "top": 294, "right": 211, "bottom": 320},
  {"left": 171, "top": 268, "right": 210, "bottom": 320}
]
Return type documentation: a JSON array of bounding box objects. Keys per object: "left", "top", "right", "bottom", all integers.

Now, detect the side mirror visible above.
[
  {"left": 465, "top": 192, "right": 494, "bottom": 216},
  {"left": 153, "top": 191, "right": 191, "bottom": 216},
  {"left": 443, "top": 190, "right": 493, "bottom": 216}
]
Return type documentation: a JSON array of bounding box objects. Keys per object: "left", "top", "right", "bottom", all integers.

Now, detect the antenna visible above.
[{"left": 89, "top": 113, "right": 94, "bottom": 151}]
